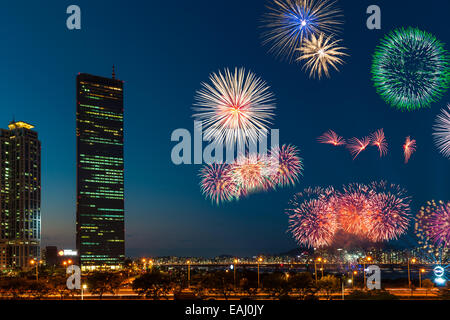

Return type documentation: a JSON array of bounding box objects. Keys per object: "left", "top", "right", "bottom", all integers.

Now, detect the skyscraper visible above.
[
  {"left": 76, "top": 72, "right": 125, "bottom": 271},
  {"left": 0, "top": 121, "right": 41, "bottom": 270}
]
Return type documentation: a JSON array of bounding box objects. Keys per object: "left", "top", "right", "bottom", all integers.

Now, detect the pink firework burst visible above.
[
  {"left": 346, "top": 137, "right": 371, "bottom": 160},
  {"left": 317, "top": 130, "right": 346, "bottom": 146},
  {"left": 403, "top": 136, "right": 416, "bottom": 164},
  {"left": 370, "top": 129, "right": 388, "bottom": 157},
  {"left": 287, "top": 188, "right": 338, "bottom": 248},
  {"left": 269, "top": 145, "right": 304, "bottom": 187},
  {"left": 366, "top": 182, "right": 411, "bottom": 242},
  {"left": 417, "top": 200, "right": 450, "bottom": 247},
  {"left": 199, "top": 163, "right": 238, "bottom": 204}
]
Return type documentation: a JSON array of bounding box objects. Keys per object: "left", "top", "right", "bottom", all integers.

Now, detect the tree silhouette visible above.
[
  {"left": 86, "top": 272, "right": 123, "bottom": 299},
  {"left": 132, "top": 271, "right": 172, "bottom": 300}
]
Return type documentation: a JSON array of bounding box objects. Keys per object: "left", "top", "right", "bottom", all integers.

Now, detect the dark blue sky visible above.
[{"left": 1, "top": 0, "right": 449, "bottom": 257}]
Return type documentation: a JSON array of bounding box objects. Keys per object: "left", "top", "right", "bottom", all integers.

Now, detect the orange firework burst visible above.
[
  {"left": 232, "top": 154, "right": 273, "bottom": 195},
  {"left": 403, "top": 136, "right": 416, "bottom": 164},
  {"left": 346, "top": 137, "right": 370, "bottom": 160},
  {"left": 336, "top": 184, "right": 372, "bottom": 236},
  {"left": 317, "top": 129, "right": 346, "bottom": 146},
  {"left": 370, "top": 129, "right": 388, "bottom": 157}
]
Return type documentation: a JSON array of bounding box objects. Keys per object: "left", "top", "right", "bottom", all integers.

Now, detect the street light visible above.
[
  {"left": 314, "top": 257, "right": 322, "bottom": 285},
  {"left": 257, "top": 257, "right": 263, "bottom": 289},
  {"left": 81, "top": 284, "right": 87, "bottom": 300},
  {"left": 419, "top": 268, "right": 426, "bottom": 288},
  {"left": 363, "top": 256, "right": 372, "bottom": 287},
  {"left": 408, "top": 258, "right": 416, "bottom": 289},
  {"left": 187, "top": 260, "right": 191, "bottom": 288},
  {"left": 233, "top": 258, "right": 238, "bottom": 289},
  {"left": 321, "top": 259, "right": 327, "bottom": 278},
  {"left": 149, "top": 259, "right": 154, "bottom": 272},
  {"left": 352, "top": 270, "right": 357, "bottom": 288},
  {"left": 29, "top": 259, "right": 42, "bottom": 281}
]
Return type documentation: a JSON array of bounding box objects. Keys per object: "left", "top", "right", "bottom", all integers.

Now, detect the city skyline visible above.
[{"left": 1, "top": 0, "right": 449, "bottom": 258}]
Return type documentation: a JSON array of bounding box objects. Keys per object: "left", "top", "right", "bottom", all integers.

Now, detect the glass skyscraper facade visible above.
[
  {"left": 0, "top": 121, "right": 41, "bottom": 270},
  {"left": 76, "top": 73, "right": 125, "bottom": 270}
]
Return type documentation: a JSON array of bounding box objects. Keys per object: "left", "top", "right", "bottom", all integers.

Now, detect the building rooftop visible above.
[{"left": 8, "top": 121, "right": 34, "bottom": 130}]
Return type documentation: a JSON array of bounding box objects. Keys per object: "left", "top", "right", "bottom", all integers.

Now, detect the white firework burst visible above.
[
  {"left": 433, "top": 104, "right": 450, "bottom": 159},
  {"left": 296, "top": 33, "right": 348, "bottom": 79},
  {"left": 193, "top": 68, "right": 276, "bottom": 145}
]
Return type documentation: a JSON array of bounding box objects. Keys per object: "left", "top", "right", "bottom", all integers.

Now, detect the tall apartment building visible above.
[
  {"left": 76, "top": 72, "right": 125, "bottom": 270},
  {"left": 0, "top": 121, "right": 41, "bottom": 270}
]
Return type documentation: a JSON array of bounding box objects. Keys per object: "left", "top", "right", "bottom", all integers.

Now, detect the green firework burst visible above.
[{"left": 371, "top": 27, "right": 450, "bottom": 111}]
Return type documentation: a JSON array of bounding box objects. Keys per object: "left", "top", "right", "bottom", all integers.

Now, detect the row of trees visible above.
[
  {"left": 0, "top": 268, "right": 445, "bottom": 300},
  {"left": 0, "top": 272, "right": 125, "bottom": 300},
  {"left": 131, "top": 270, "right": 401, "bottom": 300}
]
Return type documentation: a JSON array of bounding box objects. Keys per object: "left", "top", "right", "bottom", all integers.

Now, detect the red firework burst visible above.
[
  {"left": 346, "top": 137, "right": 371, "bottom": 160},
  {"left": 317, "top": 130, "right": 346, "bottom": 146},
  {"left": 403, "top": 136, "right": 416, "bottom": 163},
  {"left": 370, "top": 129, "right": 388, "bottom": 157}
]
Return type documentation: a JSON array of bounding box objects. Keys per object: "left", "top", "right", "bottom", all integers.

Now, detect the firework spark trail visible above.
[
  {"left": 416, "top": 200, "right": 450, "bottom": 254},
  {"left": 199, "top": 164, "right": 238, "bottom": 204},
  {"left": 261, "top": 0, "right": 343, "bottom": 62},
  {"left": 371, "top": 27, "right": 450, "bottom": 111},
  {"left": 193, "top": 68, "right": 275, "bottom": 145},
  {"left": 346, "top": 137, "right": 371, "bottom": 160},
  {"left": 269, "top": 144, "right": 304, "bottom": 187},
  {"left": 370, "top": 129, "right": 388, "bottom": 157},
  {"left": 317, "top": 129, "right": 346, "bottom": 146},
  {"left": 296, "top": 33, "right": 348, "bottom": 79},
  {"left": 287, "top": 188, "right": 338, "bottom": 248},
  {"left": 433, "top": 104, "right": 450, "bottom": 159},
  {"left": 403, "top": 136, "right": 416, "bottom": 163}
]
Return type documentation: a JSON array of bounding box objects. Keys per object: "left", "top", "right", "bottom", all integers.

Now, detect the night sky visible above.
[{"left": 1, "top": 0, "right": 449, "bottom": 257}]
